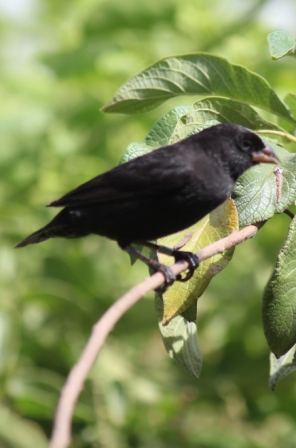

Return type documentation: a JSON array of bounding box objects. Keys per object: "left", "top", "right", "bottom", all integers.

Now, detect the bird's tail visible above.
[
  {"left": 15, "top": 208, "right": 76, "bottom": 248},
  {"left": 15, "top": 221, "right": 63, "bottom": 248}
]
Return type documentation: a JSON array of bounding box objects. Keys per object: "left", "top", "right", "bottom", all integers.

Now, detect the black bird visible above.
[{"left": 16, "top": 123, "right": 278, "bottom": 285}]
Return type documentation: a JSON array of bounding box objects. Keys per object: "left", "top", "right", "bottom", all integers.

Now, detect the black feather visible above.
[{"left": 16, "top": 123, "right": 277, "bottom": 284}]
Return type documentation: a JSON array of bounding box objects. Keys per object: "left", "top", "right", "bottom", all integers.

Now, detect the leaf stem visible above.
[{"left": 257, "top": 129, "right": 296, "bottom": 143}]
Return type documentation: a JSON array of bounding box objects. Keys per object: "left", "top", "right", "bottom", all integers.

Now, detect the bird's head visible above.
[
  {"left": 208, "top": 124, "right": 280, "bottom": 181},
  {"left": 236, "top": 129, "right": 279, "bottom": 166}
]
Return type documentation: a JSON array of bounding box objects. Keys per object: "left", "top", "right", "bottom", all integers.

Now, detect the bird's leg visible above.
[
  {"left": 140, "top": 241, "right": 199, "bottom": 282},
  {"left": 120, "top": 243, "right": 176, "bottom": 288}
]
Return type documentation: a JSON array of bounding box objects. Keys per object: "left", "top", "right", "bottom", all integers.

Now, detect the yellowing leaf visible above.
[{"left": 158, "top": 198, "right": 239, "bottom": 324}]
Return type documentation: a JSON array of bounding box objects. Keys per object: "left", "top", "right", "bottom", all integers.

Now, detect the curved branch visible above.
[{"left": 49, "top": 222, "right": 263, "bottom": 448}]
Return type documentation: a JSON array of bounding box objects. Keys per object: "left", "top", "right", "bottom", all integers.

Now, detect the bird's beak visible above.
[{"left": 252, "top": 145, "right": 280, "bottom": 164}]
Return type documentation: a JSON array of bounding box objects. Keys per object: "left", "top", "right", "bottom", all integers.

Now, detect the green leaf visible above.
[
  {"left": 128, "top": 243, "right": 144, "bottom": 265},
  {"left": 119, "top": 142, "right": 153, "bottom": 164},
  {"left": 262, "top": 217, "right": 296, "bottom": 358},
  {"left": 278, "top": 93, "right": 296, "bottom": 132},
  {"left": 144, "top": 106, "right": 190, "bottom": 147},
  {"left": 158, "top": 199, "right": 238, "bottom": 324},
  {"left": 284, "top": 93, "right": 296, "bottom": 120},
  {"left": 169, "top": 97, "right": 283, "bottom": 143},
  {"left": 268, "top": 31, "right": 296, "bottom": 60},
  {"left": 0, "top": 404, "right": 48, "bottom": 448},
  {"left": 120, "top": 107, "right": 190, "bottom": 165},
  {"left": 155, "top": 297, "right": 202, "bottom": 380},
  {"left": 234, "top": 143, "right": 296, "bottom": 226},
  {"left": 102, "top": 53, "right": 295, "bottom": 123},
  {"left": 269, "top": 348, "right": 296, "bottom": 390}
]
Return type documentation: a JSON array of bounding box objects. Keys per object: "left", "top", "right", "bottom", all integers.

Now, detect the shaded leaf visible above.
[
  {"left": 269, "top": 348, "right": 296, "bottom": 390},
  {"left": 234, "top": 143, "right": 296, "bottom": 226},
  {"left": 102, "top": 53, "right": 295, "bottom": 124},
  {"left": 278, "top": 93, "right": 296, "bottom": 132},
  {"left": 262, "top": 217, "right": 296, "bottom": 358},
  {"left": 284, "top": 93, "right": 296, "bottom": 120},
  {"left": 144, "top": 106, "right": 190, "bottom": 147},
  {"left": 155, "top": 297, "right": 202, "bottom": 380},
  {"left": 158, "top": 199, "right": 238, "bottom": 324},
  {"left": 120, "top": 107, "right": 190, "bottom": 166},
  {"left": 170, "top": 97, "right": 283, "bottom": 143},
  {"left": 119, "top": 142, "right": 153, "bottom": 164},
  {"left": 128, "top": 243, "right": 144, "bottom": 265},
  {"left": 268, "top": 31, "right": 296, "bottom": 60},
  {"left": 170, "top": 119, "right": 219, "bottom": 144}
]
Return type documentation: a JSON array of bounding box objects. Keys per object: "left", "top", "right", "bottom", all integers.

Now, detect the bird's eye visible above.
[{"left": 240, "top": 139, "right": 252, "bottom": 151}]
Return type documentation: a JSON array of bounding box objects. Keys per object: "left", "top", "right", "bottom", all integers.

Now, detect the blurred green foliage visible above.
[{"left": 2, "top": 0, "right": 296, "bottom": 446}]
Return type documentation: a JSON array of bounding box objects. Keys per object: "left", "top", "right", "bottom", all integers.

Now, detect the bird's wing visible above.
[{"left": 49, "top": 145, "right": 194, "bottom": 207}]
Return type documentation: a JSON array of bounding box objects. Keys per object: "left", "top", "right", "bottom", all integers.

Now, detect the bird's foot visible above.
[
  {"left": 121, "top": 243, "right": 177, "bottom": 291},
  {"left": 171, "top": 250, "right": 199, "bottom": 282},
  {"left": 155, "top": 265, "right": 176, "bottom": 293}
]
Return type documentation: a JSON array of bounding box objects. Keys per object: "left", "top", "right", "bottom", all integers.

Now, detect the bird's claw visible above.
[
  {"left": 172, "top": 250, "right": 199, "bottom": 282},
  {"left": 156, "top": 251, "right": 199, "bottom": 292},
  {"left": 156, "top": 264, "right": 177, "bottom": 294},
  {"left": 155, "top": 265, "right": 176, "bottom": 293}
]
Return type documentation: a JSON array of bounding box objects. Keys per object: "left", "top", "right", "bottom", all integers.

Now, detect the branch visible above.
[{"left": 49, "top": 222, "right": 263, "bottom": 448}]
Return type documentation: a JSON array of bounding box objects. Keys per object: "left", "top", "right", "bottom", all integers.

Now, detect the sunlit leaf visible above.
[
  {"left": 269, "top": 348, "right": 296, "bottom": 390},
  {"left": 102, "top": 53, "right": 295, "bottom": 124},
  {"left": 268, "top": 31, "right": 296, "bottom": 60},
  {"left": 262, "top": 217, "right": 296, "bottom": 358},
  {"left": 234, "top": 143, "right": 296, "bottom": 226},
  {"left": 155, "top": 299, "right": 202, "bottom": 380},
  {"left": 157, "top": 199, "right": 238, "bottom": 324}
]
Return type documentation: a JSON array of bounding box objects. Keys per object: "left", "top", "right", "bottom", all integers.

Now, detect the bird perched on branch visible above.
[{"left": 16, "top": 123, "right": 278, "bottom": 286}]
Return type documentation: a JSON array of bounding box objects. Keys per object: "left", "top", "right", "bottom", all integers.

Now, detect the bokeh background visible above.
[{"left": 1, "top": 0, "right": 296, "bottom": 446}]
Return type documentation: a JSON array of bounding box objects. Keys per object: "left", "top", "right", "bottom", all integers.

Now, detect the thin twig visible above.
[
  {"left": 284, "top": 209, "right": 295, "bottom": 220},
  {"left": 50, "top": 222, "right": 263, "bottom": 448}
]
